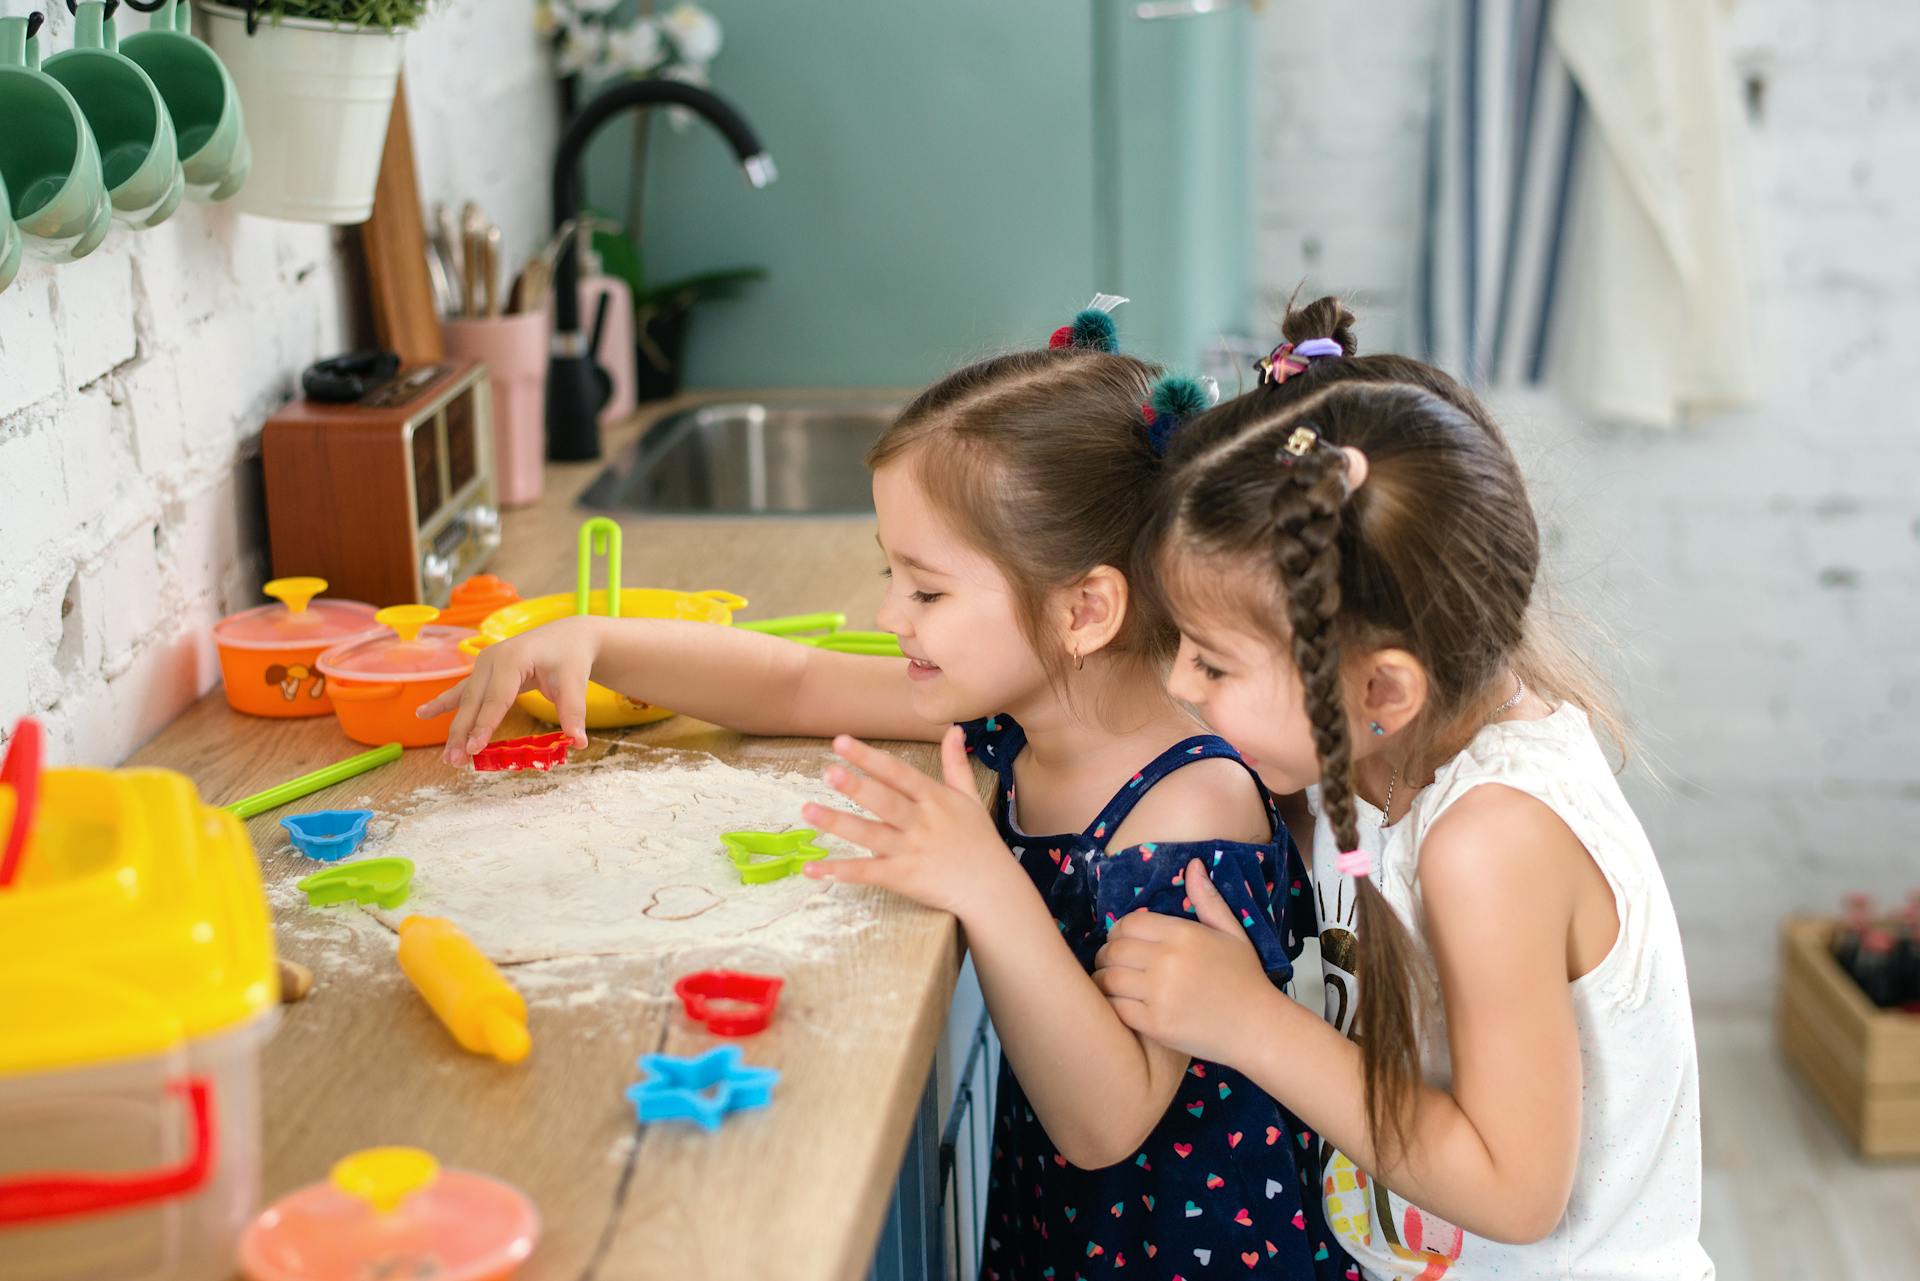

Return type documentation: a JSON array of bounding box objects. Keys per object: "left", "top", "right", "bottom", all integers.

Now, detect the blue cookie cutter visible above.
[
  {"left": 625, "top": 1045, "right": 780, "bottom": 1132},
  {"left": 279, "top": 809, "right": 374, "bottom": 862}
]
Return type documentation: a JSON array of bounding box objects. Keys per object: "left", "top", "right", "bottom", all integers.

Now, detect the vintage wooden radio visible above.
[{"left": 262, "top": 362, "right": 501, "bottom": 608}]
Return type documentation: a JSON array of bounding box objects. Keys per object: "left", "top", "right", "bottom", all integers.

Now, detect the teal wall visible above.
[{"left": 585, "top": 2, "right": 1250, "bottom": 387}]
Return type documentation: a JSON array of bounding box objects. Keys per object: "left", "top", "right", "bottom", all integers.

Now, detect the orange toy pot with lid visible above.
[
  {"left": 316, "top": 606, "right": 477, "bottom": 748},
  {"left": 238, "top": 1146, "right": 539, "bottom": 1281},
  {"left": 213, "top": 578, "right": 380, "bottom": 718}
]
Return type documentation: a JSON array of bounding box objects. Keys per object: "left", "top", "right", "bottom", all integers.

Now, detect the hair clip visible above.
[
  {"left": 1256, "top": 336, "right": 1343, "bottom": 387},
  {"left": 1048, "top": 293, "right": 1128, "bottom": 353},
  {"left": 1334, "top": 848, "right": 1372, "bottom": 878},
  {"left": 1284, "top": 426, "right": 1318, "bottom": 456}
]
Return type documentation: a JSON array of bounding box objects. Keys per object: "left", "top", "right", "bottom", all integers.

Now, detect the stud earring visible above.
[{"left": 1370, "top": 721, "right": 1386, "bottom": 736}]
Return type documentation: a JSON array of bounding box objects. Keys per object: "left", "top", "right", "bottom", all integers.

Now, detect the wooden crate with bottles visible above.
[{"left": 1777, "top": 897, "right": 1920, "bottom": 1159}]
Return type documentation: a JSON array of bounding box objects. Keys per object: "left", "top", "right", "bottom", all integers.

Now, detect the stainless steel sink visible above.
[{"left": 578, "top": 397, "right": 901, "bottom": 516}]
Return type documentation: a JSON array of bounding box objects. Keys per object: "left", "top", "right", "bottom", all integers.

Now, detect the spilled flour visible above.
[{"left": 291, "top": 748, "right": 879, "bottom": 969}]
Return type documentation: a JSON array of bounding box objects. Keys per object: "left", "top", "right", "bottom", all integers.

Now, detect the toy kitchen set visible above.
[{"left": 262, "top": 357, "right": 502, "bottom": 609}]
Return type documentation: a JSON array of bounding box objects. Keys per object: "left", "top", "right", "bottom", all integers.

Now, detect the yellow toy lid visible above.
[{"left": 0, "top": 767, "right": 277, "bottom": 1076}]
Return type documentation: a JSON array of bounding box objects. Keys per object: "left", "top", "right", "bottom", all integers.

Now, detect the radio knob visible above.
[
  {"left": 421, "top": 552, "right": 453, "bottom": 599},
  {"left": 472, "top": 503, "right": 502, "bottom": 549}
]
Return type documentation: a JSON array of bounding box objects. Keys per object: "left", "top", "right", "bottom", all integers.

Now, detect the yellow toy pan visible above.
[{"left": 460, "top": 587, "right": 747, "bottom": 729}]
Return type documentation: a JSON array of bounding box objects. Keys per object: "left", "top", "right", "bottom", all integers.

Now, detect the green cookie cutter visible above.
[
  {"left": 297, "top": 856, "right": 415, "bottom": 909},
  {"left": 721, "top": 829, "right": 828, "bottom": 885}
]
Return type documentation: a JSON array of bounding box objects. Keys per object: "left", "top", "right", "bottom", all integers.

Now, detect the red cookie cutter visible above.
[
  {"left": 673, "top": 970, "right": 785, "bottom": 1037},
  {"left": 471, "top": 731, "right": 573, "bottom": 773}
]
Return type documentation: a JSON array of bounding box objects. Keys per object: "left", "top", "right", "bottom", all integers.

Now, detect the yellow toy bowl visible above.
[{"left": 460, "top": 587, "right": 747, "bottom": 729}]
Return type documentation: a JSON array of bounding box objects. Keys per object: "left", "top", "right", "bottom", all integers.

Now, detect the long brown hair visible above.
[
  {"left": 1143, "top": 296, "right": 1619, "bottom": 1161},
  {"left": 867, "top": 344, "right": 1180, "bottom": 692}
]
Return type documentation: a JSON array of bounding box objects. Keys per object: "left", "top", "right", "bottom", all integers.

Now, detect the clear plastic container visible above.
[{"left": 0, "top": 1003, "right": 277, "bottom": 1281}]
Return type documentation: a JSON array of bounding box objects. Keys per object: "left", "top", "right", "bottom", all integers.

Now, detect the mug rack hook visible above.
[{"left": 64, "top": 0, "right": 122, "bottom": 18}]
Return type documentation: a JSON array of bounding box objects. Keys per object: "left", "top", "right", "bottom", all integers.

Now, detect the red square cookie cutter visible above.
[
  {"left": 673, "top": 970, "right": 785, "bottom": 1037},
  {"left": 471, "top": 731, "right": 574, "bottom": 773}
]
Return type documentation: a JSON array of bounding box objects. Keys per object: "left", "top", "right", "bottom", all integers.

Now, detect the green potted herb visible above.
[{"left": 201, "top": 0, "right": 432, "bottom": 224}]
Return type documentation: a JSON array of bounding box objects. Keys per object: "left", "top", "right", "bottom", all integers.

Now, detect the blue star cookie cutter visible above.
[
  {"left": 625, "top": 1045, "right": 780, "bottom": 1131},
  {"left": 279, "top": 809, "right": 374, "bottom": 862}
]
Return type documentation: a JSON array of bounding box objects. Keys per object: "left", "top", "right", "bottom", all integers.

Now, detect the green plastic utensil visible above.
[
  {"left": 813, "top": 631, "right": 904, "bottom": 656},
  {"left": 721, "top": 828, "right": 830, "bottom": 885},
  {"left": 738, "top": 612, "right": 846, "bottom": 638},
  {"left": 297, "top": 856, "right": 415, "bottom": 909},
  {"left": 226, "top": 742, "right": 403, "bottom": 820},
  {"left": 576, "top": 518, "right": 622, "bottom": 619},
  {"left": 737, "top": 614, "right": 903, "bottom": 657}
]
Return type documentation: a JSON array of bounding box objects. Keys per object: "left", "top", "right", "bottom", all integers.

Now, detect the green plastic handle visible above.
[
  {"left": 737, "top": 612, "right": 846, "bottom": 637},
  {"left": 815, "top": 640, "right": 905, "bottom": 657},
  {"left": 226, "top": 743, "right": 403, "bottom": 820},
  {"left": 819, "top": 631, "right": 898, "bottom": 645},
  {"left": 576, "top": 518, "right": 623, "bottom": 619}
]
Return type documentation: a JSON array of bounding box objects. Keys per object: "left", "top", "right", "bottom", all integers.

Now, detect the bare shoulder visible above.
[
  {"left": 1416, "top": 783, "right": 1586, "bottom": 916},
  {"left": 1108, "top": 757, "right": 1271, "bottom": 849}
]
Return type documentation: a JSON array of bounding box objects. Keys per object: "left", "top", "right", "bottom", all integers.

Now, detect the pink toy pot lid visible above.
[
  {"left": 238, "top": 1147, "right": 539, "bottom": 1281},
  {"left": 215, "top": 578, "right": 380, "bottom": 651},
  {"left": 316, "top": 606, "right": 477, "bottom": 683}
]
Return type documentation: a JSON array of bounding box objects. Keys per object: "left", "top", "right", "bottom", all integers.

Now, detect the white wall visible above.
[
  {"left": 0, "top": 0, "right": 558, "bottom": 766},
  {"left": 1253, "top": 0, "right": 1920, "bottom": 1012}
]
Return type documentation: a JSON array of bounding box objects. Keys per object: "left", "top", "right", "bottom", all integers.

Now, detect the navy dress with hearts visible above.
[{"left": 962, "top": 714, "right": 1349, "bottom": 1281}]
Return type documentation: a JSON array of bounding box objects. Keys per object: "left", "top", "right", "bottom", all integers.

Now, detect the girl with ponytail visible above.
[{"left": 1097, "top": 297, "right": 1711, "bottom": 1280}]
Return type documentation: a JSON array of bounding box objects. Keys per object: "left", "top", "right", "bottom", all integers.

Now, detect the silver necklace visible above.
[
  {"left": 1490, "top": 674, "right": 1527, "bottom": 718},
  {"left": 1379, "top": 674, "right": 1525, "bottom": 830}
]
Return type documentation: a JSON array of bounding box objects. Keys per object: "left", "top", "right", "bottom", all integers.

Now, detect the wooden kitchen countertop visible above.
[{"left": 128, "top": 394, "right": 963, "bottom": 1281}]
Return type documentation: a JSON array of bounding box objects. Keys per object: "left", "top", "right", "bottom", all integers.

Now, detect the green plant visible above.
[
  {"left": 249, "top": 0, "right": 435, "bottom": 30},
  {"left": 590, "top": 223, "right": 765, "bottom": 318}
]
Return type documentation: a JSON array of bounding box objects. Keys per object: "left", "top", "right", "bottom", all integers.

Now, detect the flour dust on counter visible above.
[{"left": 344, "top": 747, "right": 880, "bottom": 965}]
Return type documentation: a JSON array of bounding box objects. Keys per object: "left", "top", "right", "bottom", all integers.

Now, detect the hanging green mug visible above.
[
  {"left": 0, "top": 173, "right": 22, "bottom": 295},
  {"left": 120, "top": 0, "right": 248, "bottom": 202},
  {"left": 45, "top": 2, "right": 185, "bottom": 229},
  {"left": 0, "top": 16, "right": 111, "bottom": 262}
]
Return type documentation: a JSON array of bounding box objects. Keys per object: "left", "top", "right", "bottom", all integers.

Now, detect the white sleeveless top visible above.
[{"left": 1305, "top": 704, "right": 1712, "bottom": 1281}]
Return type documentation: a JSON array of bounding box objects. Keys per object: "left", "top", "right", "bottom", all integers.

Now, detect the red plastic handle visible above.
[
  {"left": 0, "top": 1078, "right": 218, "bottom": 1226},
  {"left": 0, "top": 717, "right": 43, "bottom": 888}
]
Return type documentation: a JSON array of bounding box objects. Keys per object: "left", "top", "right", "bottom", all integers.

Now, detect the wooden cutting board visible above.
[{"left": 360, "top": 74, "right": 443, "bottom": 365}]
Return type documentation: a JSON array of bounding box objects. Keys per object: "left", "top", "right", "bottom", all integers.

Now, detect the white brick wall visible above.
[
  {"left": 1253, "top": 0, "right": 1920, "bottom": 1011},
  {"left": 0, "top": 0, "right": 557, "bottom": 768}
]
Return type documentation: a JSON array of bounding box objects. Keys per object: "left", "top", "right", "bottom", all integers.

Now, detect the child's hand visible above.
[
  {"left": 417, "top": 616, "right": 599, "bottom": 766},
  {"left": 1094, "top": 858, "right": 1277, "bottom": 1067},
  {"left": 801, "top": 726, "right": 1018, "bottom": 921}
]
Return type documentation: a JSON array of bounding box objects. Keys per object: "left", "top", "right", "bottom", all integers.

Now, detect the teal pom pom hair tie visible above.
[
  {"left": 1141, "top": 372, "right": 1221, "bottom": 456},
  {"left": 1047, "top": 292, "right": 1128, "bottom": 354}
]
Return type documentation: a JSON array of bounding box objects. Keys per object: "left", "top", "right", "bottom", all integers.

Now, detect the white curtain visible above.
[{"left": 1420, "top": 0, "right": 1755, "bottom": 427}]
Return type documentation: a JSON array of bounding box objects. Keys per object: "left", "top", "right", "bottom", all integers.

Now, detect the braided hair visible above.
[{"left": 1139, "top": 296, "right": 1613, "bottom": 1161}]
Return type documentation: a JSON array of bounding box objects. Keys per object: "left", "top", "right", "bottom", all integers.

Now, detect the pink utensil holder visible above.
[{"left": 444, "top": 313, "right": 549, "bottom": 509}]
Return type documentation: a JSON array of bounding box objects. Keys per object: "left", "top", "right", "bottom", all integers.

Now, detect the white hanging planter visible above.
[{"left": 200, "top": 1, "right": 409, "bottom": 225}]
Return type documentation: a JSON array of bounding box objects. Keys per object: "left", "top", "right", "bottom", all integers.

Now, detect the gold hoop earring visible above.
[{"left": 1071, "top": 645, "right": 1084, "bottom": 672}]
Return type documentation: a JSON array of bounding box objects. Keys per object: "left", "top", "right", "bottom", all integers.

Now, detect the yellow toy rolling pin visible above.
[{"left": 397, "top": 916, "right": 531, "bottom": 1064}]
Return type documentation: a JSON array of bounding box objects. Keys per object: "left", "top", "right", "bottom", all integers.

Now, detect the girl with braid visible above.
[
  {"left": 430, "top": 302, "right": 1351, "bottom": 1280},
  {"left": 1096, "top": 297, "right": 1711, "bottom": 1281}
]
